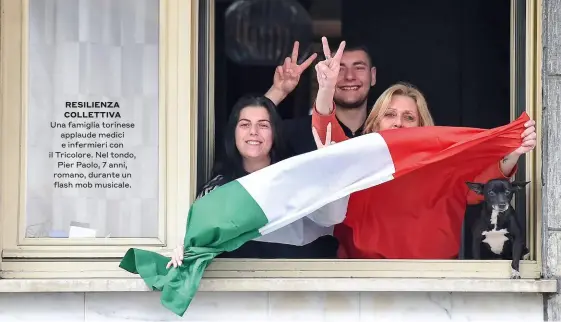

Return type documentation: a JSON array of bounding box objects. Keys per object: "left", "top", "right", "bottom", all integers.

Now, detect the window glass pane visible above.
[{"left": 26, "top": 0, "right": 160, "bottom": 238}]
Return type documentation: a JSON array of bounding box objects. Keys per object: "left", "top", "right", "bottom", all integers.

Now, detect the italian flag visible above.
[{"left": 119, "top": 112, "right": 529, "bottom": 317}]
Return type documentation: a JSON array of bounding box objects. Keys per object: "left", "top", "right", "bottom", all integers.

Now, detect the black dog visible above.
[{"left": 465, "top": 179, "right": 529, "bottom": 279}]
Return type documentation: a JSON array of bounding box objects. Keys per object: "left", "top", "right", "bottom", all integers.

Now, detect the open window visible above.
[{"left": 196, "top": 0, "right": 545, "bottom": 279}]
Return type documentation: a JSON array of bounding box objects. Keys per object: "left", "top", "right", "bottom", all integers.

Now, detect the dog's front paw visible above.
[{"left": 510, "top": 269, "right": 521, "bottom": 279}]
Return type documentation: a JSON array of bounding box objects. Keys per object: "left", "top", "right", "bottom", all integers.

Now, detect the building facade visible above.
[{"left": 0, "top": 0, "right": 559, "bottom": 321}]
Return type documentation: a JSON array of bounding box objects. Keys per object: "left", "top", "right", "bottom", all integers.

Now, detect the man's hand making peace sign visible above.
[{"left": 265, "top": 41, "right": 317, "bottom": 105}]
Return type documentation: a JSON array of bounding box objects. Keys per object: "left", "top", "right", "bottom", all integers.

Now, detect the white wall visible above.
[{"left": 0, "top": 291, "right": 545, "bottom": 321}]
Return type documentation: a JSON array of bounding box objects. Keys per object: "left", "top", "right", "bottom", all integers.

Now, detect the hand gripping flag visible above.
[{"left": 119, "top": 112, "right": 529, "bottom": 316}]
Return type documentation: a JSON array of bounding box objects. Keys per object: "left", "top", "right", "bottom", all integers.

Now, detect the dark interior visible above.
[
  {"left": 214, "top": 0, "right": 510, "bottom": 146},
  {"left": 209, "top": 0, "right": 513, "bottom": 259}
]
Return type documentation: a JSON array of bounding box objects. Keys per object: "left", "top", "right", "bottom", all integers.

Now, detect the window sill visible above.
[{"left": 0, "top": 277, "right": 557, "bottom": 293}]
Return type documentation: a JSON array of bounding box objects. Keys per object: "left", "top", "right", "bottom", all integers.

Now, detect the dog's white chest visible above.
[
  {"left": 490, "top": 209, "right": 500, "bottom": 226},
  {"left": 483, "top": 209, "right": 509, "bottom": 254},
  {"left": 482, "top": 229, "right": 508, "bottom": 254}
]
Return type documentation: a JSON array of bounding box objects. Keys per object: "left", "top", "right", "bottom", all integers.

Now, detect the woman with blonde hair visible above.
[
  {"left": 309, "top": 37, "right": 537, "bottom": 260},
  {"left": 363, "top": 82, "right": 434, "bottom": 132}
]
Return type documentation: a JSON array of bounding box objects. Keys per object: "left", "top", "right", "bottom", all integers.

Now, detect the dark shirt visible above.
[
  {"left": 263, "top": 95, "right": 366, "bottom": 157},
  {"left": 282, "top": 114, "right": 365, "bottom": 157},
  {"left": 219, "top": 235, "right": 339, "bottom": 259}
]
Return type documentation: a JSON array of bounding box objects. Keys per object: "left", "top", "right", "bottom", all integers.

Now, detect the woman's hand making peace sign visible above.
[
  {"left": 312, "top": 123, "right": 336, "bottom": 149},
  {"left": 314, "top": 37, "right": 346, "bottom": 116},
  {"left": 315, "top": 37, "right": 346, "bottom": 90},
  {"left": 311, "top": 37, "right": 345, "bottom": 150}
]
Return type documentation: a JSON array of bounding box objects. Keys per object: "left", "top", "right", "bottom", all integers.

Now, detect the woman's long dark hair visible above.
[{"left": 214, "top": 95, "right": 288, "bottom": 181}]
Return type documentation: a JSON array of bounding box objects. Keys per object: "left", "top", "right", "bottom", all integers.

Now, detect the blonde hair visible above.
[{"left": 364, "top": 82, "right": 435, "bottom": 134}]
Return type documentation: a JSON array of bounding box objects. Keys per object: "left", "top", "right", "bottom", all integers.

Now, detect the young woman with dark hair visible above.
[
  {"left": 167, "top": 95, "right": 345, "bottom": 267},
  {"left": 198, "top": 95, "right": 287, "bottom": 194}
]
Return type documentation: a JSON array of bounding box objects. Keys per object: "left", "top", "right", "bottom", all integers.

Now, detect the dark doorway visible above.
[
  {"left": 342, "top": 0, "right": 511, "bottom": 129},
  {"left": 210, "top": 0, "right": 511, "bottom": 164}
]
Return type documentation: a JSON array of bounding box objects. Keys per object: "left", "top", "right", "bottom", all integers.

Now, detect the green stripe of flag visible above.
[
  {"left": 119, "top": 180, "right": 269, "bottom": 316},
  {"left": 120, "top": 131, "right": 398, "bottom": 317}
]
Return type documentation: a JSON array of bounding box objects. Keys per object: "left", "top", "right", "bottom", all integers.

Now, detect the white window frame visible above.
[
  {"left": 0, "top": 0, "right": 195, "bottom": 275},
  {"left": 0, "top": 0, "right": 556, "bottom": 293},
  {"left": 193, "top": 0, "right": 547, "bottom": 280}
]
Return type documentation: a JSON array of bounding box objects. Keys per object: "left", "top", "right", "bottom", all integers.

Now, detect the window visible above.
[
  {"left": 196, "top": 0, "right": 544, "bottom": 279},
  {"left": 0, "top": 0, "right": 196, "bottom": 278},
  {"left": 0, "top": 0, "right": 545, "bottom": 283}
]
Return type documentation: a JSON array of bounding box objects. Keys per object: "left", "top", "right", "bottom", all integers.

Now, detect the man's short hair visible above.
[{"left": 331, "top": 41, "right": 374, "bottom": 67}]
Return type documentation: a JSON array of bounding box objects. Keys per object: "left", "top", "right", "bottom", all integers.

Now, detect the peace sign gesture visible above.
[
  {"left": 312, "top": 123, "right": 336, "bottom": 149},
  {"left": 315, "top": 37, "right": 346, "bottom": 90},
  {"left": 272, "top": 41, "right": 318, "bottom": 95}
]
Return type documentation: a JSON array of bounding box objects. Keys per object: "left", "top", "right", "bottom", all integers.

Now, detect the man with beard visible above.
[{"left": 265, "top": 40, "right": 376, "bottom": 157}]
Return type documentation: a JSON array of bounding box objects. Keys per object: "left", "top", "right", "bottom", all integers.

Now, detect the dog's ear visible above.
[
  {"left": 466, "top": 182, "right": 484, "bottom": 195},
  {"left": 511, "top": 181, "right": 530, "bottom": 191}
]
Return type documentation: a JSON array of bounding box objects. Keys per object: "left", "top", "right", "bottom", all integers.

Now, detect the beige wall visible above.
[{"left": 0, "top": 292, "right": 545, "bottom": 321}]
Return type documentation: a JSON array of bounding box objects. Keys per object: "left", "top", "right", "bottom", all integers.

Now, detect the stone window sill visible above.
[{"left": 0, "top": 277, "right": 557, "bottom": 293}]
